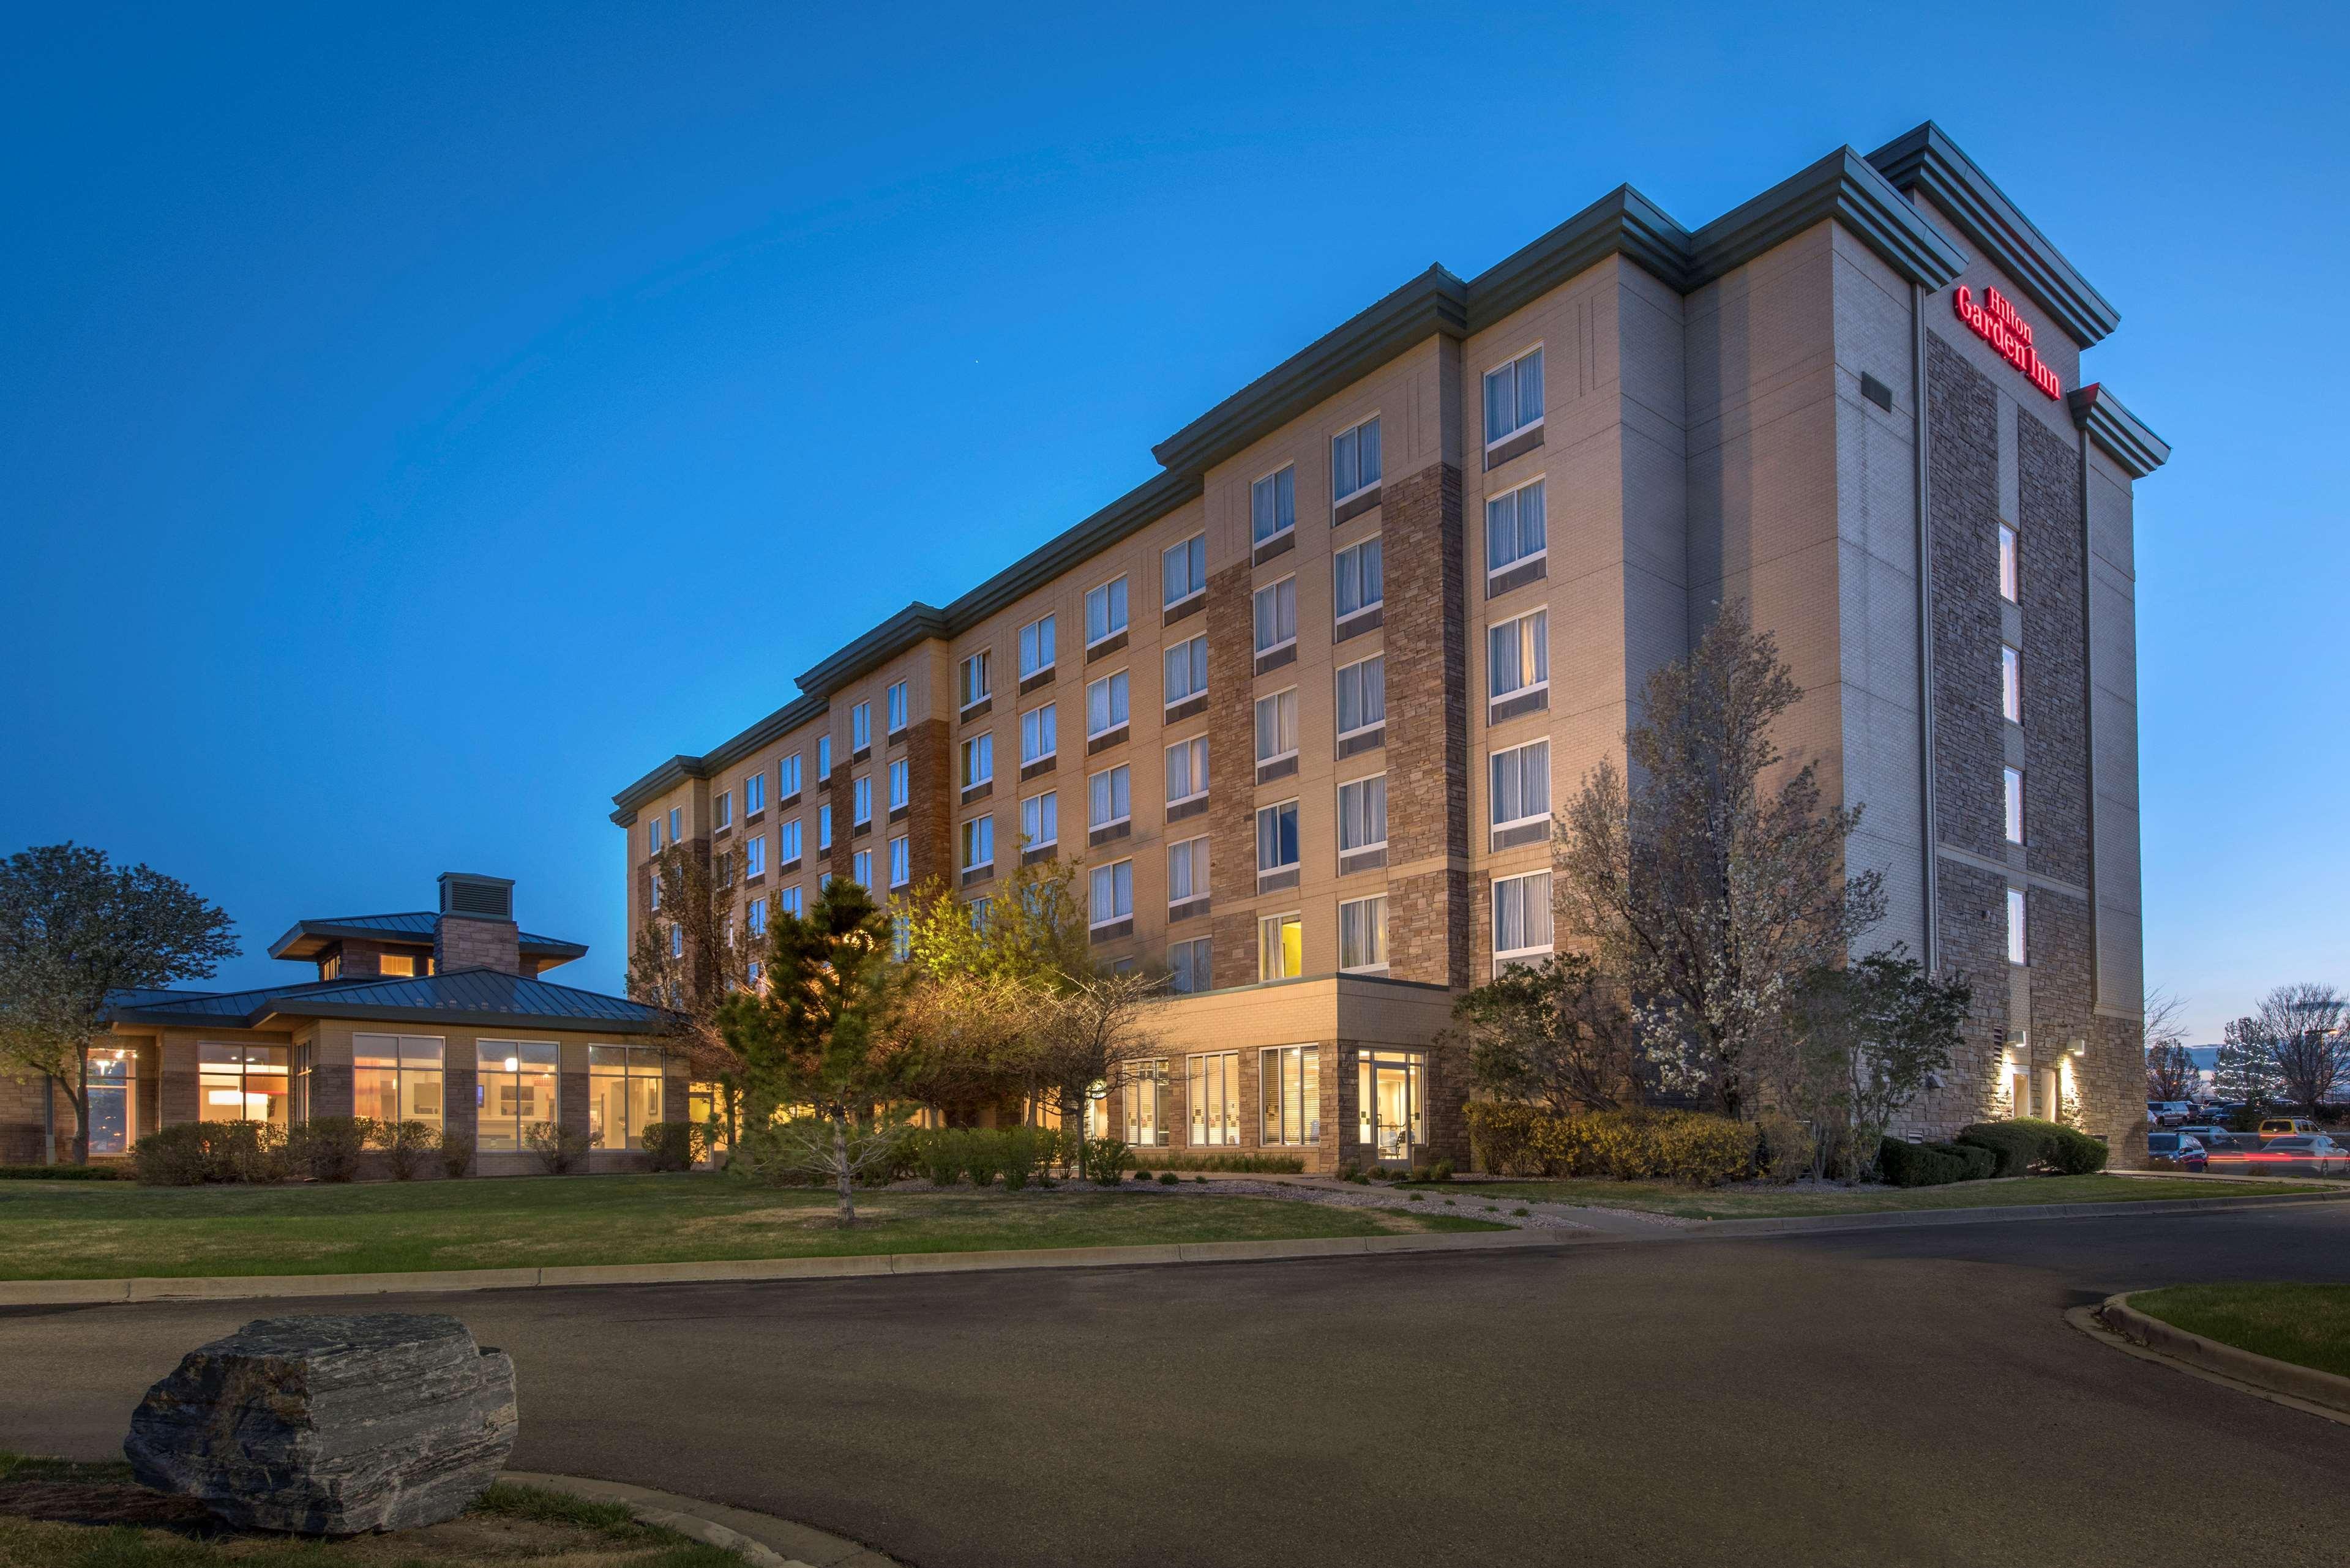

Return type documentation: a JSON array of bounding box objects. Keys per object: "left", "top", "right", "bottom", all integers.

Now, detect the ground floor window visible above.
[
  {"left": 1120, "top": 1059, "right": 1169, "bottom": 1146},
  {"left": 84, "top": 1047, "right": 137, "bottom": 1154},
  {"left": 689, "top": 1080, "right": 735, "bottom": 1153},
  {"left": 476, "top": 1040, "right": 559, "bottom": 1151},
  {"left": 354, "top": 1035, "right": 446, "bottom": 1128},
  {"left": 199, "top": 1042, "right": 289, "bottom": 1128},
  {"left": 1260, "top": 1045, "right": 1319, "bottom": 1146},
  {"left": 1358, "top": 1050, "right": 1426, "bottom": 1161},
  {"left": 589, "top": 1045, "right": 665, "bottom": 1151},
  {"left": 1188, "top": 1051, "right": 1239, "bottom": 1146}
]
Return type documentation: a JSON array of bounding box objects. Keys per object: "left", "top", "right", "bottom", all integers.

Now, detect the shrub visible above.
[
  {"left": 0, "top": 1162, "right": 128, "bottom": 1180},
  {"left": 964, "top": 1133, "right": 1000, "bottom": 1188},
  {"left": 1408, "top": 1166, "right": 1433, "bottom": 1184},
  {"left": 1136, "top": 1151, "right": 1306, "bottom": 1174},
  {"left": 131, "top": 1121, "right": 288, "bottom": 1185},
  {"left": 999, "top": 1127, "right": 1044, "bottom": 1191},
  {"left": 640, "top": 1121, "right": 703, "bottom": 1173},
  {"left": 290, "top": 1117, "right": 370, "bottom": 1182},
  {"left": 1939, "top": 1141, "right": 1997, "bottom": 1181},
  {"left": 919, "top": 1129, "right": 965, "bottom": 1186},
  {"left": 525, "top": 1121, "right": 591, "bottom": 1176},
  {"left": 1463, "top": 1103, "right": 1757, "bottom": 1186},
  {"left": 1428, "top": 1160, "right": 1453, "bottom": 1182},
  {"left": 1878, "top": 1135, "right": 1969, "bottom": 1187},
  {"left": 1956, "top": 1118, "right": 2107, "bottom": 1178},
  {"left": 1158, "top": 1171, "right": 1179, "bottom": 1185},
  {"left": 1131, "top": 1167, "right": 1151, "bottom": 1181},
  {"left": 1754, "top": 1110, "right": 1816, "bottom": 1184},
  {"left": 1192, "top": 1174, "right": 1206, "bottom": 1184},
  {"left": 1336, "top": 1161, "right": 1359, "bottom": 1181},
  {"left": 370, "top": 1119, "right": 436, "bottom": 1180},
  {"left": 438, "top": 1128, "right": 474, "bottom": 1179},
  {"left": 132, "top": 1122, "right": 213, "bottom": 1185},
  {"left": 1085, "top": 1137, "right": 1131, "bottom": 1185}
]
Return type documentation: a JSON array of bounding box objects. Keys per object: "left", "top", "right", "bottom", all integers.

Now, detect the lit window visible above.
[
  {"left": 851, "top": 702, "right": 872, "bottom": 752},
  {"left": 1089, "top": 859, "right": 1134, "bottom": 925},
  {"left": 1484, "top": 346, "right": 1544, "bottom": 446},
  {"left": 1487, "top": 478, "right": 1547, "bottom": 575},
  {"left": 715, "top": 790, "right": 733, "bottom": 830},
  {"left": 1166, "top": 736, "right": 1208, "bottom": 805},
  {"left": 1251, "top": 466, "right": 1296, "bottom": 544},
  {"left": 1336, "top": 654, "right": 1385, "bottom": 739},
  {"left": 1164, "top": 635, "right": 1208, "bottom": 707},
  {"left": 744, "top": 771, "right": 766, "bottom": 814},
  {"left": 1338, "top": 775, "right": 1386, "bottom": 856},
  {"left": 2002, "top": 646, "right": 2022, "bottom": 724},
  {"left": 1085, "top": 576, "right": 1129, "bottom": 647},
  {"left": 1164, "top": 534, "right": 1207, "bottom": 605},
  {"left": 1339, "top": 895, "right": 1388, "bottom": 972},
  {"left": 1020, "top": 790, "right": 1058, "bottom": 851},
  {"left": 1118, "top": 1059, "right": 1169, "bottom": 1146},
  {"left": 2007, "top": 886, "right": 2028, "bottom": 965},
  {"left": 1335, "top": 536, "right": 1382, "bottom": 621},
  {"left": 1020, "top": 614, "right": 1056, "bottom": 678},
  {"left": 962, "top": 733, "right": 994, "bottom": 789},
  {"left": 1999, "top": 523, "right": 2019, "bottom": 602},
  {"left": 1257, "top": 799, "right": 1300, "bottom": 875},
  {"left": 587, "top": 1044, "right": 665, "bottom": 1152},
  {"left": 1253, "top": 577, "right": 1298, "bottom": 655},
  {"left": 353, "top": 1035, "right": 443, "bottom": 1129},
  {"left": 1255, "top": 689, "right": 1299, "bottom": 766},
  {"left": 1022, "top": 703, "right": 1057, "bottom": 764},
  {"left": 886, "top": 681, "right": 908, "bottom": 733},
  {"left": 2004, "top": 767, "right": 2026, "bottom": 845},
  {"left": 1331, "top": 416, "right": 1382, "bottom": 502},
  {"left": 778, "top": 819, "right": 801, "bottom": 864},
  {"left": 745, "top": 834, "right": 767, "bottom": 878},
  {"left": 474, "top": 1040, "right": 558, "bottom": 1154},
  {"left": 1491, "top": 740, "right": 1551, "bottom": 831},
  {"left": 853, "top": 775, "right": 872, "bottom": 827},
  {"left": 889, "top": 835, "right": 910, "bottom": 887},
  {"left": 960, "top": 651, "right": 992, "bottom": 711},
  {"left": 1259, "top": 914, "right": 1304, "bottom": 983},
  {"left": 1089, "top": 764, "right": 1132, "bottom": 830},
  {"left": 888, "top": 758, "right": 910, "bottom": 810},
  {"left": 1489, "top": 609, "right": 1549, "bottom": 703},
  {"left": 1187, "top": 1047, "right": 1237, "bottom": 1137},
  {"left": 1172, "top": 942, "right": 1216, "bottom": 999},
  {"left": 1493, "top": 872, "right": 1555, "bottom": 973},
  {"left": 1167, "top": 835, "right": 1209, "bottom": 903},
  {"left": 962, "top": 815, "right": 994, "bottom": 872},
  {"left": 1260, "top": 1043, "right": 1318, "bottom": 1141},
  {"left": 1086, "top": 670, "right": 1130, "bottom": 737},
  {"left": 197, "top": 1042, "right": 289, "bottom": 1129},
  {"left": 780, "top": 753, "right": 802, "bottom": 797}
]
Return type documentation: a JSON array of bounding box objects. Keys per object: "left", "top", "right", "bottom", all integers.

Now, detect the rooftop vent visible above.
[{"left": 438, "top": 872, "right": 515, "bottom": 922}]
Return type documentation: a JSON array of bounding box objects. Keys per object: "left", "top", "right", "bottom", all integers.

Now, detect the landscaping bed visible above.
[
  {"left": 0, "top": 1173, "right": 1503, "bottom": 1281},
  {"left": 1436, "top": 1173, "right": 2323, "bottom": 1221},
  {"left": 2125, "top": 1283, "right": 2350, "bottom": 1381}
]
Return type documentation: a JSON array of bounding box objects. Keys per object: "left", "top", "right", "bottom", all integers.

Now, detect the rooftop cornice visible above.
[
  {"left": 1867, "top": 121, "right": 2120, "bottom": 348},
  {"left": 1464, "top": 184, "right": 1694, "bottom": 327},
  {"left": 2068, "top": 383, "right": 2171, "bottom": 478},
  {"left": 1688, "top": 146, "right": 1966, "bottom": 296},
  {"left": 609, "top": 691, "right": 829, "bottom": 819}
]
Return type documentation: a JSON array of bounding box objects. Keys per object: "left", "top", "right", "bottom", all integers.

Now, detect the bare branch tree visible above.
[
  {"left": 626, "top": 843, "right": 749, "bottom": 1143},
  {"left": 2255, "top": 982, "right": 2348, "bottom": 1115}
]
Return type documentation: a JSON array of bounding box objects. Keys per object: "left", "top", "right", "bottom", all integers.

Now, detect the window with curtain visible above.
[
  {"left": 889, "top": 758, "right": 910, "bottom": 809},
  {"left": 1167, "top": 835, "right": 1208, "bottom": 903},
  {"left": 1085, "top": 577, "right": 1129, "bottom": 645},
  {"left": 1164, "top": 635, "right": 1208, "bottom": 706},
  {"left": 1089, "top": 764, "right": 1131, "bottom": 829},
  {"left": 2005, "top": 767, "right": 2026, "bottom": 845},
  {"left": 853, "top": 775, "right": 872, "bottom": 826},
  {"left": 1089, "top": 859, "right": 1134, "bottom": 925},
  {"left": 1492, "top": 872, "right": 1556, "bottom": 971},
  {"left": 1490, "top": 739, "right": 1551, "bottom": 828},
  {"left": 1260, "top": 1044, "right": 1319, "bottom": 1143},
  {"left": 1338, "top": 775, "right": 1386, "bottom": 854},
  {"left": 1187, "top": 1051, "right": 1238, "bottom": 1142},
  {"left": 1255, "top": 689, "right": 1299, "bottom": 764},
  {"left": 1999, "top": 524, "right": 2019, "bottom": 602},
  {"left": 1251, "top": 466, "right": 1295, "bottom": 543},
  {"left": 819, "top": 804, "right": 833, "bottom": 850},
  {"left": 2007, "top": 887, "right": 2028, "bottom": 965},
  {"left": 476, "top": 1040, "right": 559, "bottom": 1152},
  {"left": 780, "top": 753, "right": 802, "bottom": 796},
  {"left": 962, "top": 733, "right": 994, "bottom": 788},
  {"left": 1253, "top": 577, "right": 1298, "bottom": 654},
  {"left": 1120, "top": 1059, "right": 1169, "bottom": 1146},
  {"left": 1486, "top": 478, "right": 1547, "bottom": 573},
  {"left": 1336, "top": 654, "right": 1385, "bottom": 738},
  {"left": 1171, "top": 938, "right": 1214, "bottom": 996},
  {"left": 1334, "top": 536, "right": 1382, "bottom": 621},
  {"left": 1259, "top": 913, "right": 1303, "bottom": 981},
  {"left": 851, "top": 702, "right": 871, "bottom": 751},
  {"left": 886, "top": 681, "right": 908, "bottom": 732},
  {"left": 1021, "top": 790, "right": 1058, "bottom": 851},
  {"left": 1339, "top": 896, "right": 1388, "bottom": 972},
  {"left": 1257, "top": 800, "right": 1300, "bottom": 874},
  {"left": 960, "top": 651, "right": 991, "bottom": 709},
  {"left": 1166, "top": 736, "right": 1208, "bottom": 805},
  {"left": 2002, "top": 646, "right": 2022, "bottom": 723},
  {"left": 588, "top": 1044, "right": 665, "bottom": 1151},
  {"left": 1086, "top": 670, "right": 1129, "bottom": 736},
  {"left": 1489, "top": 609, "right": 1549, "bottom": 700},
  {"left": 779, "top": 819, "right": 801, "bottom": 862},
  {"left": 745, "top": 771, "right": 766, "bottom": 813},
  {"left": 962, "top": 815, "right": 994, "bottom": 871},
  {"left": 1022, "top": 703, "right": 1057, "bottom": 764},
  {"left": 1163, "top": 534, "right": 1207, "bottom": 604},
  {"left": 889, "top": 835, "right": 909, "bottom": 886},
  {"left": 1020, "top": 614, "right": 1056, "bottom": 677},
  {"left": 1331, "top": 416, "right": 1382, "bottom": 501},
  {"left": 1484, "top": 346, "right": 1544, "bottom": 445},
  {"left": 853, "top": 848, "right": 873, "bottom": 889}
]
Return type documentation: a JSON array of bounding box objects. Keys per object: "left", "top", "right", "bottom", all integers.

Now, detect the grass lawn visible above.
[
  {"left": 1421, "top": 1173, "right": 2326, "bottom": 1220},
  {"left": 0, "top": 1458, "right": 741, "bottom": 1567},
  {"left": 2127, "top": 1283, "right": 2350, "bottom": 1380},
  {"left": 0, "top": 1173, "right": 1502, "bottom": 1280}
]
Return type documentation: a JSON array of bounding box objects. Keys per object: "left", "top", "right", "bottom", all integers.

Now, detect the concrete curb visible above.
[
  {"left": 2079, "top": 1292, "right": 2350, "bottom": 1423},
  {"left": 1682, "top": 1187, "right": 2350, "bottom": 1237},
  {"left": 502, "top": 1470, "right": 902, "bottom": 1567},
  {"left": 0, "top": 1226, "right": 1569, "bottom": 1307}
]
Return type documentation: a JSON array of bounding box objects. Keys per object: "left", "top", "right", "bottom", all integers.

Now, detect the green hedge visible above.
[
  {"left": 1465, "top": 1103, "right": 1759, "bottom": 1187},
  {"left": 0, "top": 1162, "right": 129, "bottom": 1180},
  {"left": 1877, "top": 1137, "right": 1996, "bottom": 1187},
  {"left": 1956, "top": 1117, "right": 2107, "bottom": 1177},
  {"left": 1131, "top": 1151, "right": 1304, "bottom": 1174}
]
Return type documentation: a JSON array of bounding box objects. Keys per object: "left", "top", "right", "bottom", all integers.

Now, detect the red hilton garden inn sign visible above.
[{"left": 1953, "top": 285, "right": 2062, "bottom": 400}]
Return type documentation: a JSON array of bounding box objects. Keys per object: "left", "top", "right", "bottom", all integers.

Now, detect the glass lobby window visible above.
[
  {"left": 1022, "top": 702, "right": 1057, "bottom": 764},
  {"left": 1021, "top": 789, "right": 1058, "bottom": 851},
  {"left": 1164, "top": 635, "right": 1208, "bottom": 707},
  {"left": 1493, "top": 872, "right": 1555, "bottom": 974},
  {"left": 353, "top": 1034, "right": 445, "bottom": 1129},
  {"left": 1259, "top": 911, "right": 1303, "bottom": 981},
  {"left": 1336, "top": 654, "right": 1384, "bottom": 739},
  {"left": 960, "top": 651, "right": 992, "bottom": 711},
  {"left": 588, "top": 1044, "right": 665, "bottom": 1151},
  {"left": 2007, "top": 887, "right": 2029, "bottom": 965},
  {"left": 1121, "top": 1059, "right": 1169, "bottom": 1146},
  {"left": 1020, "top": 613, "right": 1056, "bottom": 678},
  {"left": 1164, "top": 533, "right": 1207, "bottom": 605},
  {"left": 1486, "top": 478, "right": 1547, "bottom": 575},
  {"left": 1251, "top": 465, "right": 1296, "bottom": 544},
  {"left": 1339, "top": 895, "right": 1388, "bottom": 972},
  {"left": 1170, "top": 937, "right": 1213, "bottom": 995},
  {"left": 1089, "top": 859, "right": 1134, "bottom": 927},
  {"left": 1358, "top": 1050, "right": 1426, "bottom": 1160},
  {"left": 1089, "top": 764, "right": 1131, "bottom": 830},
  {"left": 889, "top": 758, "right": 910, "bottom": 810},
  {"left": 84, "top": 1047, "right": 137, "bottom": 1154},
  {"left": 1261, "top": 1044, "right": 1320, "bottom": 1145},
  {"left": 886, "top": 681, "right": 908, "bottom": 733},
  {"left": 1167, "top": 835, "right": 1208, "bottom": 903},
  {"left": 1999, "top": 523, "right": 2020, "bottom": 602},
  {"left": 2002, "top": 646, "right": 2023, "bottom": 724},
  {"left": 476, "top": 1040, "right": 559, "bottom": 1152},
  {"left": 1489, "top": 609, "right": 1549, "bottom": 703},
  {"left": 2005, "top": 767, "right": 2026, "bottom": 845},
  {"left": 1255, "top": 689, "right": 1299, "bottom": 766},
  {"left": 1166, "top": 736, "right": 1208, "bottom": 805},
  {"left": 1338, "top": 775, "right": 1386, "bottom": 856},
  {"left": 1334, "top": 536, "right": 1382, "bottom": 622},
  {"left": 1187, "top": 1051, "right": 1238, "bottom": 1143},
  {"left": 1086, "top": 670, "right": 1129, "bottom": 737},
  {"left": 199, "top": 1042, "right": 290, "bottom": 1127},
  {"left": 851, "top": 701, "right": 871, "bottom": 752},
  {"left": 1484, "top": 346, "right": 1544, "bottom": 446},
  {"left": 1257, "top": 800, "right": 1300, "bottom": 876},
  {"left": 1253, "top": 577, "right": 1298, "bottom": 656},
  {"left": 1085, "top": 576, "right": 1129, "bottom": 647},
  {"left": 1331, "top": 416, "right": 1382, "bottom": 502}
]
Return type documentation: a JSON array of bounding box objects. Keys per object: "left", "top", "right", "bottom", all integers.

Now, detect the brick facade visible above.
[{"left": 1381, "top": 459, "right": 1470, "bottom": 987}]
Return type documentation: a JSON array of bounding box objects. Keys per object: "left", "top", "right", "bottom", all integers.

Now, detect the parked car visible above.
[
  {"left": 2144, "top": 1131, "right": 2208, "bottom": 1172},
  {"left": 2210, "top": 1135, "right": 2346, "bottom": 1177},
  {"left": 2147, "top": 1100, "right": 2195, "bottom": 1127},
  {"left": 2178, "top": 1124, "right": 2250, "bottom": 1154},
  {"left": 2258, "top": 1116, "right": 2319, "bottom": 1141}
]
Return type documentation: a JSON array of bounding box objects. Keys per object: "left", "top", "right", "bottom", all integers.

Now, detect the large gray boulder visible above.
[{"left": 124, "top": 1313, "right": 518, "bottom": 1534}]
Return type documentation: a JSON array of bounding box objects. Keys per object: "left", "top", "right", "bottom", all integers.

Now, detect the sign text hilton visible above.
[{"left": 1953, "top": 285, "right": 2061, "bottom": 400}]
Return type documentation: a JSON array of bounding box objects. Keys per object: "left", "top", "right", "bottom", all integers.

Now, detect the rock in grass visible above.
[{"left": 123, "top": 1313, "right": 517, "bottom": 1534}]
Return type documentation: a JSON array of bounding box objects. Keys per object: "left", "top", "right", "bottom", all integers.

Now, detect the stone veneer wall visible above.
[
  {"left": 435, "top": 917, "right": 522, "bottom": 976},
  {"left": 903, "top": 717, "right": 954, "bottom": 888},
  {"left": 1380, "top": 460, "right": 1470, "bottom": 988},
  {"left": 1205, "top": 557, "right": 1260, "bottom": 988}
]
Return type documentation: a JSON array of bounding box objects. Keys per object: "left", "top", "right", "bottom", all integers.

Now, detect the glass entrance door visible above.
[{"left": 1356, "top": 1051, "right": 1425, "bottom": 1162}]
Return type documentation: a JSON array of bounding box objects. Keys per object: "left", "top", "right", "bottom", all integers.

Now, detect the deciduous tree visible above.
[
  {"left": 627, "top": 843, "right": 748, "bottom": 1144},
  {"left": 1783, "top": 948, "right": 1969, "bottom": 1180},
  {"left": 2253, "top": 982, "right": 2347, "bottom": 1115},
  {"left": 1441, "top": 952, "right": 1644, "bottom": 1114}
]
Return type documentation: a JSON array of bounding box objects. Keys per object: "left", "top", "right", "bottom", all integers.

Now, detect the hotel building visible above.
[{"left": 613, "top": 122, "right": 2169, "bottom": 1171}]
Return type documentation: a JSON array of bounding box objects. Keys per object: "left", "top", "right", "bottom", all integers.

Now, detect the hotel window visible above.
[
  {"left": 818, "top": 804, "right": 833, "bottom": 851},
  {"left": 83, "top": 1047, "right": 137, "bottom": 1154},
  {"left": 648, "top": 870, "right": 662, "bottom": 912},
  {"left": 780, "top": 753, "right": 802, "bottom": 797},
  {"left": 889, "top": 834, "right": 910, "bottom": 886},
  {"left": 747, "top": 959, "right": 763, "bottom": 985},
  {"left": 354, "top": 1034, "right": 445, "bottom": 1129},
  {"left": 748, "top": 898, "right": 767, "bottom": 938},
  {"left": 1120, "top": 1059, "right": 1169, "bottom": 1146},
  {"left": 886, "top": 681, "right": 908, "bottom": 734},
  {"left": 1484, "top": 346, "right": 1544, "bottom": 446},
  {"left": 1493, "top": 872, "right": 1555, "bottom": 973},
  {"left": 1334, "top": 536, "right": 1382, "bottom": 622},
  {"left": 1164, "top": 634, "right": 1208, "bottom": 707},
  {"left": 1164, "top": 532, "right": 1207, "bottom": 607},
  {"left": 1489, "top": 608, "right": 1549, "bottom": 706},
  {"left": 378, "top": 953, "right": 426, "bottom": 977},
  {"left": 962, "top": 815, "right": 995, "bottom": 873},
  {"left": 1255, "top": 688, "right": 1299, "bottom": 767},
  {"left": 198, "top": 1043, "right": 289, "bottom": 1128},
  {"left": 1999, "top": 523, "right": 2019, "bottom": 602},
  {"left": 1338, "top": 775, "right": 1386, "bottom": 857},
  {"left": 1486, "top": 477, "right": 1547, "bottom": 575},
  {"left": 1019, "top": 613, "right": 1056, "bottom": 679},
  {"left": 1086, "top": 669, "right": 1129, "bottom": 737},
  {"left": 1339, "top": 895, "right": 1388, "bottom": 973},
  {"left": 1085, "top": 575, "right": 1129, "bottom": 648},
  {"left": 851, "top": 701, "right": 872, "bottom": 752},
  {"left": 715, "top": 790, "right": 733, "bottom": 831},
  {"left": 1253, "top": 576, "right": 1298, "bottom": 657},
  {"left": 1166, "top": 736, "right": 1209, "bottom": 807},
  {"left": 1021, "top": 790, "right": 1058, "bottom": 851},
  {"left": 853, "top": 848, "right": 873, "bottom": 889},
  {"left": 745, "top": 771, "right": 766, "bottom": 814},
  {"left": 1171, "top": 938, "right": 1214, "bottom": 997},
  {"left": 1490, "top": 739, "right": 1551, "bottom": 834},
  {"left": 1188, "top": 1050, "right": 1238, "bottom": 1141},
  {"left": 960, "top": 651, "right": 992, "bottom": 711},
  {"left": 2004, "top": 767, "right": 2026, "bottom": 845},
  {"left": 821, "top": 873, "right": 835, "bottom": 891},
  {"left": 475, "top": 1040, "right": 558, "bottom": 1152},
  {"left": 1168, "top": 835, "right": 1209, "bottom": 903},
  {"left": 1331, "top": 416, "right": 1381, "bottom": 502},
  {"left": 967, "top": 896, "right": 992, "bottom": 930},
  {"left": 962, "top": 733, "right": 994, "bottom": 789},
  {"left": 2002, "top": 646, "right": 2023, "bottom": 724},
  {"left": 668, "top": 806, "right": 681, "bottom": 843},
  {"left": 1088, "top": 764, "right": 1131, "bottom": 831},
  {"left": 1336, "top": 654, "right": 1385, "bottom": 741},
  {"left": 670, "top": 924, "right": 684, "bottom": 959},
  {"left": 2007, "top": 887, "right": 2029, "bottom": 965},
  {"left": 1022, "top": 702, "right": 1057, "bottom": 764},
  {"left": 1260, "top": 1043, "right": 1319, "bottom": 1144},
  {"left": 1251, "top": 465, "right": 1296, "bottom": 545},
  {"left": 853, "top": 774, "right": 873, "bottom": 826},
  {"left": 1259, "top": 912, "right": 1303, "bottom": 982},
  {"left": 1089, "top": 859, "right": 1134, "bottom": 927},
  {"left": 746, "top": 834, "right": 767, "bottom": 878},
  {"left": 778, "top": 886, "right": 803, "bottom": 917},
  {"left": 1257, "top": 800, "right": 1300, "bottom": 877},
  {"left": 646, "top": 817, "right": 664, "bottom": 855},
  {"left": 588, "top": 1044, "right": 665, "bottom": 1152},
  {"left": 818, "top": 738, "right": 834, "bottom": 780},
  {"left": 779, "top": 819, "right": 801, "bottom": 863},
  {"left": 889, "top": 758, "right": 910, "bottom": 810}
]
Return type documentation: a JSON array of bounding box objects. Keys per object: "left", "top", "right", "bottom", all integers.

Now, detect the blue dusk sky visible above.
[{"left": 4, "top": 3, "right": 2343, "bottom": 1045}]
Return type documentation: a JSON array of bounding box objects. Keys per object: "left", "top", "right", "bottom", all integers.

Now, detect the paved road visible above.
[{"left": 7, "top": 1204, "right": 2350, "bottom": 1567}]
